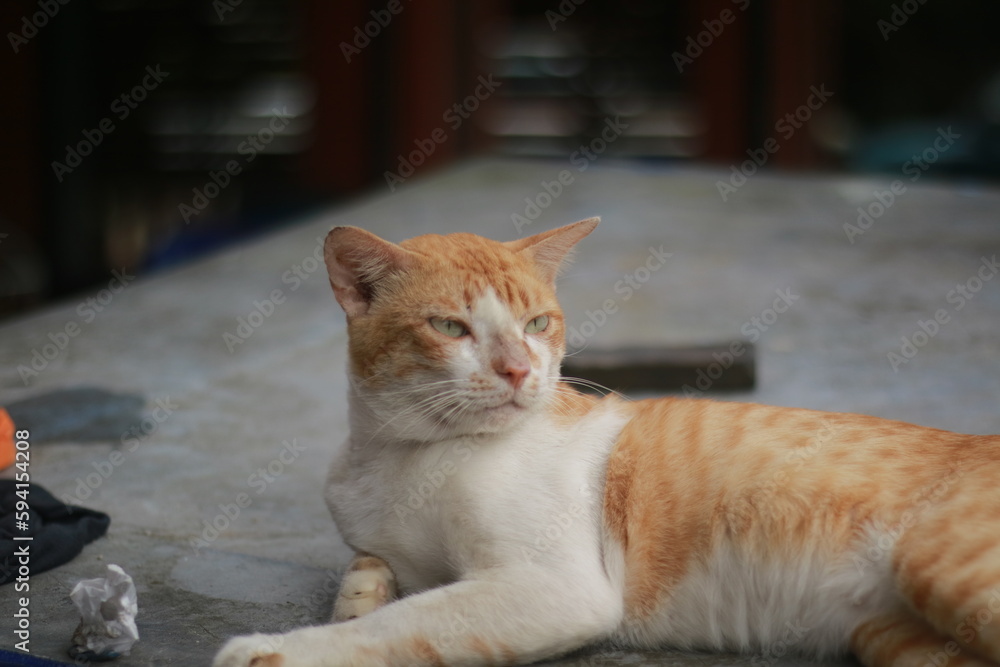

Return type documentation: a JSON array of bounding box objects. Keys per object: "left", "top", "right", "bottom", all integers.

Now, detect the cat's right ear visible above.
[
  {"left": 323, "top": 227, "right": 412, "bottom": 318},
  {"left": 506, "top": 217, "right": 600, "bottom": 285}
]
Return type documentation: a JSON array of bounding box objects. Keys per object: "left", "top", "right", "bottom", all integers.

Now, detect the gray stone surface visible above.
[{"left": 1, "top": 158, "right": 998, "bottom": 665}]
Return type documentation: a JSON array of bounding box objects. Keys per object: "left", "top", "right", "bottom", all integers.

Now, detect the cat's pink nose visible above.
[{"left": 496, "top": 361, "right": 530, "bottom": 390}]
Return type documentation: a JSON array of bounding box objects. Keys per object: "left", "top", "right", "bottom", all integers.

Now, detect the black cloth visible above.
[{"left": 0, "top": 481, "right": 110, "bottom": 585}]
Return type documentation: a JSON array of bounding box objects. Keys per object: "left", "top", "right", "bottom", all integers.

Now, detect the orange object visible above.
[{"left": 0, "top": 408, "right": 15, "bottom": 470}]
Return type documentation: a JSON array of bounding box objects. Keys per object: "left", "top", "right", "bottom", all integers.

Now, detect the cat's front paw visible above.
[
  {"left": 332, "top": 565, "right": 396, "bottom": 622},
  {"left": 213, "top": 633, "right": 286, "bottom": 667}
]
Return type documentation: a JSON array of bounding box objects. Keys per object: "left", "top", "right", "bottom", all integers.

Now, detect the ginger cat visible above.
[{"left": 215, "top": 218, "right": 1000, "bottom": 667}]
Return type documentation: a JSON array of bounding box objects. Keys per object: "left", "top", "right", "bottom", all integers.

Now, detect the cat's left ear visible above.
[
  {"left": 324, "top": 226, "right": 413, "bottom": 318},
  {"left": 506, "top": 217, "right": 600, "bottom": 284}
]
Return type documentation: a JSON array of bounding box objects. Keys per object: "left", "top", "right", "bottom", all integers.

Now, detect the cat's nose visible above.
[{"left": 495, "top": 360, "right": 530, "bottom": 390}]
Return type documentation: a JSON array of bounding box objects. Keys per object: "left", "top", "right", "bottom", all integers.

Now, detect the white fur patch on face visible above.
[
  {"left": 468, "top": 287, "right": 555, "bottom": 391},
  {"left": 470, "top": 288, "right": 521, "bottom": 339},
  {"left": 457, "top": 287, "right": 552, "bottom": 419}
]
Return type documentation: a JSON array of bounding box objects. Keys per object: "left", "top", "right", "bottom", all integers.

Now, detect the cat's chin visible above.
[
  {"left": 429, "top": 400, "right": 531, "bottom": 439},
  {"left": 478, "top": 400, "right": 528, "bottom": 421}
]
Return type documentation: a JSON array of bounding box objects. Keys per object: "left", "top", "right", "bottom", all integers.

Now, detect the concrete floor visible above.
[{"left": 1, "top": 159, "right": 998, "bottom": 665}]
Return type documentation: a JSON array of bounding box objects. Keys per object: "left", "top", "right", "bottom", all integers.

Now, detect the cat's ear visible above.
[
  {"left": 506, "top": 217, "right": 599, "bottom": 284},
  {"left": 324, "top": 226, "right": 413, "bottom": 318}
]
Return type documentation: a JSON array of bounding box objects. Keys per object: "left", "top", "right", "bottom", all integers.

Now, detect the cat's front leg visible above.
[
  {"left": 214, "top": 566, "right": 622, "bottom": 667},
  {"left": 215, "top": 554, "right": 395, "bottom": 667},
  {"left": 213, "top": 634, "right": 287, "bottom": 667}
]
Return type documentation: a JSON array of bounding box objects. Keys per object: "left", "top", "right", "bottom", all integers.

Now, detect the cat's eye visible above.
[
  {"left": 525, "top": 315, "right": 549, "bottom": 334},
  {"left": 430, "top": 317, "right": 468, "bottom": 338}
]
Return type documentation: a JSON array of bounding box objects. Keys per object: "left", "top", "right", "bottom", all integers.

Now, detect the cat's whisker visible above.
[
  {"left": 379, "top": 383, "right": 465, "bottom": 400},
  {"left": 361, "top": 389, "right": 468, "bottom": 445},
  {"left": 545, "top": 392, "right": 577, "bottom": 417},
  {"left": 435, "top": 396, "right": 474, "bottom": 427},
  {"left": 414, "top": 392, "right": 470, "bottom": 424},
  {"left": 353, "top": 375, "right": 470, "bottom": 396},
  {"left": 350, "top": 368, "right": 394, "bottom": 388},
  {"left": 393, "top": 390, "right": 467, "bottom": 422},
  {"left": 553, "top": 375, "right": 630, "bottom": 401},
  {"left": 551, "top": 388, "right": 597, "bottom": 416},
  {"left": 364, "top": 385, "right": 466, "bottom": 414}
]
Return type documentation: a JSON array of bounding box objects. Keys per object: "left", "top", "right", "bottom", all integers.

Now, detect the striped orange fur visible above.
[{"left": 604, "top": 398, "right": 1000, "bottom": 664}]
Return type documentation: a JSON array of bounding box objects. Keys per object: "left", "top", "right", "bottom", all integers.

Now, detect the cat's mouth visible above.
[
  {"left": 485, "top": 399, "right": 525, "bottom": 412},
  {"left": 446, "top": 398, "right": 526, "bottom": 424},
  {"left": 477, "top": 399, "right": 530, "bottom": 422},
  {"left": 423, "top": 393, "right": 531, "bottom": 434}
]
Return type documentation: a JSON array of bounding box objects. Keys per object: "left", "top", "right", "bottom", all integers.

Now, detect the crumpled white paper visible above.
[{"left": 69, "top": 564, "right": 139, "bottom": 660}]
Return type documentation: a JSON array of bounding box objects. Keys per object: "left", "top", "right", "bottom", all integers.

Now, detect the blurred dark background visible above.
[{"left": 2, "top": 0, "right": 999, "bottom": 320}]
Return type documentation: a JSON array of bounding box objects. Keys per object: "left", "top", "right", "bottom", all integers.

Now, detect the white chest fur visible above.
[{"left": 325, "top": 399, "right": 631, "bottom": 595}]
